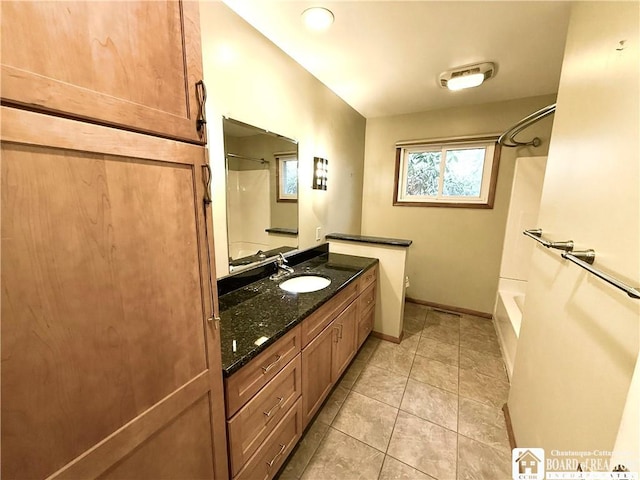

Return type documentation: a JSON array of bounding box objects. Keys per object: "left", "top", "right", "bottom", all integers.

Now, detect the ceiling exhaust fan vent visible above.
[{"left": 439, "top": 62, "right": 496, "bottom": 90}]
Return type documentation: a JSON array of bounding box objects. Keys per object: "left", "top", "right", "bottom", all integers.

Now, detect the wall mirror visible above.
[{"left": 223, "top": 117, "right": 299, "bottom": 273}]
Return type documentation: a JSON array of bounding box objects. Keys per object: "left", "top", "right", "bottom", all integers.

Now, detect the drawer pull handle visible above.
[
  {"left": 266, "top": 443, "right": 287, "bottom": 469},
  {"left": 333, "top": 327, "right": 340, "bottom": 343},
  {"left": 338, "top": 323, "right": 344, "bottom": 339},
  {"left": 261, "top": 354, "right": 282, "bottom": 374},
  {"left": 263, "top": 396, "right": 284, "bottom": 419}
]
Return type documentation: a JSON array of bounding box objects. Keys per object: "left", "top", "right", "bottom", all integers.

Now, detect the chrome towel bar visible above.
[
  {"left": 561, "top": 252, "right": 640, "bottom": 299},
  {"left": 524, "top": 229, "right": 640, "bottom": 300},
  {"left": 523, "top": 229, "right": 574, "bottom": 252}
]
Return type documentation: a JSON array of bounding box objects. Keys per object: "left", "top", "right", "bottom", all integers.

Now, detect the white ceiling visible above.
[{"left": 222, "top": 1, "right": 572, "bottom": 118}]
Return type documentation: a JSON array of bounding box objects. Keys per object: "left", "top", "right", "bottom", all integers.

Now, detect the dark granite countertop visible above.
[
  {"left": 219, "top": 252, "right": 378, "bottom": 377},
  {"left": 265, "top": 227, "right": 298, "bottom": 236},
  {"left": 326, "top": 232, "right": 412, "bottom": 247}
]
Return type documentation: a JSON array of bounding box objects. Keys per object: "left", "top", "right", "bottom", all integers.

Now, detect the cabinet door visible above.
[
  {"left": 331, "top": 301, "right": 358, "bottom": 382},
  {"left": 1, "top": 107, "right": 226, "bottom": 480},
  {"left": 1, "top": 1, "right": 205, "bottom": 144},
  {"left": 301, "top": 324, "right": 335, "bottom": 428}
]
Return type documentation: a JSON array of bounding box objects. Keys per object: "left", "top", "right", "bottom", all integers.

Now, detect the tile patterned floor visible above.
[{"left": 277, "top": 303, "right": 513, "bottom": 480}]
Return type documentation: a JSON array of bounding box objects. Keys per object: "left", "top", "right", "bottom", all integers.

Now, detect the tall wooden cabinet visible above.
[
  {"left": 1, "top": 2, "right": 226, "bottom": 479},
  {"left": 1, "top": 1, "right": 206, "bottom": 144}
]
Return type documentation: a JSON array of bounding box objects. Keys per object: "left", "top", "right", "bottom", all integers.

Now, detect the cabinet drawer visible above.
[
  {"left": 358, "top": 265, "right": 377, "bottom": 292},
  {"left": 228, "top": 355, "right": 302, "bottom": 476},
  {"left": 234, "top": 398, "right": 303, "bottom": 480},
  {"left": 357, "top": 304, "right": 375, "bottom": 349},
  {"left": 301, "top": 282, "right": 358, "bottom": 347},
  {"left": 357, "top": 281, "right": 376, "bottom": 314},
  {"left": 225, "top": 326, "right": 301, "bottom": 417}
]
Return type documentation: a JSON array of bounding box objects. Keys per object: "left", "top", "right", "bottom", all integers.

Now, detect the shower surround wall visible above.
[
  {"left": 494, "top": 156, "right": 547, "bottom": 379},
  {"left": 226, "top": 168, "right": 270, "bottom": 259}
]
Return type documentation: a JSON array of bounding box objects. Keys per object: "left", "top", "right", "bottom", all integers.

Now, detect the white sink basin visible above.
[{"left": 279, "top": 275, "right": 331, "bottom": 293}]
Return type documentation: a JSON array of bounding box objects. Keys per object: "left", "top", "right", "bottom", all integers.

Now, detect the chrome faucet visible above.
[
  {"left": 276, "top": 253, "right": 294, "bottom": 273},
  {"left": 270, "top": 253, "right": 293, "bottom": 280}
]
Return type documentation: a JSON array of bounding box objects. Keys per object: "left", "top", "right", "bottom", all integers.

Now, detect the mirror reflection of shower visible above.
[{"left": 223, "top": 118, "right": 299, "bottom": 273}]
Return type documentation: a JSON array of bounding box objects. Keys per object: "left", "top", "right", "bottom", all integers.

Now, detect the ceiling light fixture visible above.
[
  {"left": 302, "top": 7, "right": 334, "bottom": 32},
  {"left": 439, "top": 62, "right": 496, "bottom": 91}
]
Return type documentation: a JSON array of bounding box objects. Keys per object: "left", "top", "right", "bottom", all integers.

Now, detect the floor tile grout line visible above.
[
  {"left": 386, "top": 410, "right": 460, "bottom": 479},
  {"left": 325, "top": 423, "right": 387, "bottom": 453},
  {"left": 404, "top": 373, "right": 459, "bottom": 397},
  {"left": 457, "top": 431, "right": 513, "bottom": 457},
  {"left": 292, "top": 420, "right": 333, "bottom": 480},
  {"left": 383, "top": 399, "right": 402, "bottom": 458},
  {"left": 384, "top": 451, "right": 442, "bottom": 480}
]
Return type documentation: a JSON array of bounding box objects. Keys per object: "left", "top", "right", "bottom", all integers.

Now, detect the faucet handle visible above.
[{"left": 278, "top": 252, "right": 288, "bottom": 263}]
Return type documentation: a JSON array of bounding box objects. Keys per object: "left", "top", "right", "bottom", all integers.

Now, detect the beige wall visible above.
[
  {"left": 509, "top": 1, "right": 639, "bottom": 457},
  {"left": 361, "top": 95, "right": 556, "bottom": 313},
  {"left": 199, "top": 2, "right": 366, "bottom": 277}
]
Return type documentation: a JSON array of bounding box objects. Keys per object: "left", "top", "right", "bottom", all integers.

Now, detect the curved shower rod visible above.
[{"left": 499, "top": 103, "right": 556, "bottom": 147}]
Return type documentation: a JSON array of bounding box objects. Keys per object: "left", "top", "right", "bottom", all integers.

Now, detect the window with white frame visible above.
[
  {"left": 276, "top": 153, "right": 298, "bottom": 202},
  {"left": 393, "top": 137, "right": 501, "bottom": 208}
]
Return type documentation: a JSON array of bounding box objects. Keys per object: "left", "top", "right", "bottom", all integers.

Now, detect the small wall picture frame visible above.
[{"left": 312, "top": 157, "right": 328, "bottom": 190}]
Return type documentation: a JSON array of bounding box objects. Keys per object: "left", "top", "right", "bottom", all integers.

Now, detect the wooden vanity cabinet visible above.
[
  {"left": 224, "top": 327, "right": 302, "bottom": 479},
  {"left": 224, "top": 264, "right": 378, "bottom": 479},
  {"left": 301, "top": 264, "right": 378, "bottom": 427},
  {"left": 301, "top": 299, "right": 357, "bottom": 426},
  {"left": 1, "top": 1, "right": 206, "bottom": 144},
  {"left": 227, "top": 356, "right": 302, "bottom": 476}
]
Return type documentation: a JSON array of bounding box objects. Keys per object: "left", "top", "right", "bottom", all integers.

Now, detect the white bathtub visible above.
[{"left": 493, "top": 281, "right": 526, "bottom": 381}]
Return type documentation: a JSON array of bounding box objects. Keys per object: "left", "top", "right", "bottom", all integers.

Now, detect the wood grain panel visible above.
[
  {"left": 1, "top": 1, "right": 205, "bottom": 143},
  {"left": 49, "top": 373, "right": 210, "bottom": 480},
  {"left": 97, "top": 396, "right": 215, "bottom": 480},
  {"left": 1, "top": 108, "right": 227, "bottom": 480},
  {"left": 0, "top": 106, "right": 203, "bottom": 164},
  {"left": 1, "top": 143, "right": 203, "bottom": 478}
]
